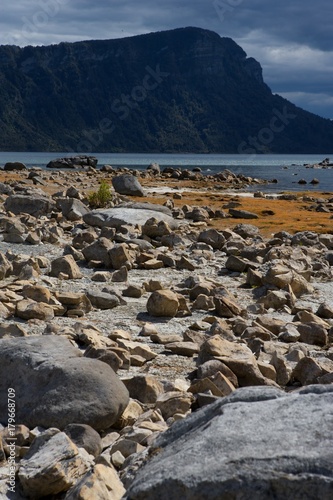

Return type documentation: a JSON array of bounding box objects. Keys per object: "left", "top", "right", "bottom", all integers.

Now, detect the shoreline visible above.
[{"left": 0, "top": 167, "right": 332, "bottom": 237}]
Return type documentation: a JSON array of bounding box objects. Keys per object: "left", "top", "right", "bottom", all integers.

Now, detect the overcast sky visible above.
[{"left": 1, "top": 0, "right": 332, "bottom": 119}]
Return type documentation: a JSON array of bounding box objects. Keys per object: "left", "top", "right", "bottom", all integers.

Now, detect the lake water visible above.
[{"left": 1, "top": 152, "right": 333, "bottom": 192}]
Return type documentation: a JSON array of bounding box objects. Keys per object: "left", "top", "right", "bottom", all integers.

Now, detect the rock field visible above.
[{"left": 0, "top": 163, "right": 333, "bottom": 498}]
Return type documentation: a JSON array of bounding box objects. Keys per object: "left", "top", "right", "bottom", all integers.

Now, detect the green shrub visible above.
[{"left": 88, "top": 180, "right": 112, "bottom": 208}]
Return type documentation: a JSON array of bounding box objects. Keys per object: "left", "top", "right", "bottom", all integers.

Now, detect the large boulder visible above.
[
  {"left": 4, "top": 161, "right": 27, "bottom": 170},
  {"left": 46, "top": 155, "right": 98, "bottom": 169},
  {"left": 4, "top": 194, "right": 55, "bottom": 216},
  {"left": 126, "top": 386, "right": 333, "bottom": 499},
  {"left": 112, "top": 174, "right": 145, "bottom": 197},
  {"left": 0, "top": 336, "right": 129, "bottom": 430},
  {"left": 83, "top": 206, "right": 178, "bottom": 230}
]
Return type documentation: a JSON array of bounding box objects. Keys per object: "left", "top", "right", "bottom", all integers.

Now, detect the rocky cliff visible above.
[{"left": 0, "top": 26, "right": 332, "bottom": 153}]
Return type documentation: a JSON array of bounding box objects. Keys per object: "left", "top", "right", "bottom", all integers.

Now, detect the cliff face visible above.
[{"left": 0, "top": 26, "right": 332, "bottom": 153}]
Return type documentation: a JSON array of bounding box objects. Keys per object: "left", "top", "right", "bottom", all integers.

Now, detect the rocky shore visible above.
[{"left": 0, "top": 162, "right": 333, "bottom": 498}]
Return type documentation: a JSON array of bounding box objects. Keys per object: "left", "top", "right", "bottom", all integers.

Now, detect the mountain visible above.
[{"left": 0, "top": 27, "right": 332, "bottom": 153}]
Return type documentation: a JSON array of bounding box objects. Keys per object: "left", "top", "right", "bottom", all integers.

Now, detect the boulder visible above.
[
  {"left": 228, "top": 208, "right": 258, "bottom": 219},
  {"left": 0, "top": 336, "right": 129, "bottom": 430},
  {"left": 83, "top": 206, "right": 178, "bottom": 230},
  {"left": 213, "top": 294, "right": 244, "bottom": 318},
  {"left": 0, "top": 323, "right": 28, "bottom": 338},
  {"left": 147, "top": 290, "right": 179, "bottom": 317},
  {"left": 86, "top": 290, "right": 120, "bottom": 309},
  {"left": 142, "top": 218, "right": 172, "bottom": 238},
  {"left": 0, "top": 252, "right": 13, "bottom": 279},
  {"left": 2, "top": 218, "right": 28, "bottom": 244},
  {"left": 123, "top": 375, "right": 164, "bottom": 404},
  {"left": 65, "top": 463, "right": 125, "bottom": 499},
  {"left": 4, "top": 194, "right": 55, "bottom": 216},
  {"left": 49, "top": 254, "right": 83, "bottom": 279},
  {"left": 56, "top": 197, "right": 90, "bottom": 221},
  {"left": 63, "top": 424, "right": 102, "bottom": 458},
  {"left": 296, "top": 322, "right": 328, "bottom": 346},
  {"left": 233, "top": 223, "right": 260, "bottom": 238},
  {"left": 82, "top": 238, "right": 114, "bottom": 266},
  {"left": 198, "top": 335, "right": 273, "bottom": 387},
  {"left": 126, "top": 386, "right": 333, "bottom": 499},
  {"left": 108, "top": 243, "right": 132, "bottom": 269},
  {"left": 16, "top": 299, "right": 55, "bottom": 321},
  {"left": 84, "top": 346, "right": 123, "bottom": 372},
  {"left": 147, "top": 162, "right": 160, "bottom": 175},
  {"left": 197, "top": 228, "right": 225, "bottom": 249},
  {"left": 155, "top": 391, "right": 194, "bottom": 420},
  {"left": 18, "top": 429, "right": 92, "bottom": 498},
  {"left": 112, "top": 174, "right": 145, "bottom": 197},
  {"left": 46, "top": 155, "right": 97, "bottom": 169},
  {"left": 4, "top": 161, "right": 27, "bottom": 170}
]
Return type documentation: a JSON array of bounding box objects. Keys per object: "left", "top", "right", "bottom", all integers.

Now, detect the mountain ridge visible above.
[{"left": 0, "top": 26, "right": 332, "bottom": 153}]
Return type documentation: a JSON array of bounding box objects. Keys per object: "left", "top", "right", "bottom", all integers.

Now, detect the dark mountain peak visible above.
[{"left": 0, "top": 27, "right": 332, "bottom": 153}]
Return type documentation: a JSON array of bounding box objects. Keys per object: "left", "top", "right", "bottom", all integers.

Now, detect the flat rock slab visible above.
[
  {"left": 126, "top": 385, "right": 333, "bottom": 499},
  {"left": 83, "top": 207, "right": 179, "bottom": 229},
  {"left": 229, "top": 208, "right": 259, "bottom": 219},
  {"left": 0, "top": 336, "right": 129, "bottom": 430}
]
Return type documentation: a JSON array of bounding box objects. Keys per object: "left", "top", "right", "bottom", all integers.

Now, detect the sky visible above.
[{"left": 1, "top": 0, "right": 332, "bottom": 119}]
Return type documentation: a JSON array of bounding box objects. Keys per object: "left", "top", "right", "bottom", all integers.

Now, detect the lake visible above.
[{"left": 0, "top": 152, "right": 332, "bottom": 192}]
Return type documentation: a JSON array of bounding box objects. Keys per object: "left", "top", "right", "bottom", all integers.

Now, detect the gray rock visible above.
[
  {"left": 233, "top": 223, "right": 260, "bottom": 238},
  {"left": 0, "top": 336, "right": 129, "bottom": 430},
  {"left": 63, "top": 423, "right": 102, "bottom": 458},
  {"left": 112, "top": 174, "right": 145, "bottom": 197},
  {"left": 229, "top": 208, "right": 259, "bottom": 219},
  {"left": 147, "top": 162, "right": 160, "bottom": 175},
  {"left": 82, "top": 238, "right": 114, "bottom": 266},
  {"left": 119, "top": 202, "right": 172, "bottom": 215},
  {"left": 4, "top": 194, "right": 55, "bottom": 216},
  {"left": 46, "top": 155, "right": 98, "bottom": 169},
  {"left": 197, "top": 228, "right": 225, "bottom": 249},
  {"left": 83, "top": 207, "right": 178, "bottom": 230},
  {"left": 86, "top": 290, "right": 120, "bottom": 309},
  {"left": 0, "top": 182, "right": 13, "bottom": 195},
  {"left": 4, "top": 161, "right": 27, "bottom": 170},
  {"left": 56, "top": 197, "right": 90, "bottom": 221},
  {"left": 126, "top": 386, "right": 333, "bottom": 500}
]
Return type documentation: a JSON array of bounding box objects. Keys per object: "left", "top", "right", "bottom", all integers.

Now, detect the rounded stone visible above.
[{"left": 147, "top": 290, "right": 179, "bottom": 317}]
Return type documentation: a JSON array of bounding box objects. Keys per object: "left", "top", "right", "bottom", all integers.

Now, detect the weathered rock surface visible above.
[
  {"left": 4, "top": 193, "right": 55, "bottom": 216},
  {"left": 126, "top": 386, "right": 333, "bottom": 499},
  {"left": 83, "top": 206, "right": 179, "bottom": 229},
  {"left": 146, "top": 290, "right": 179, "bottom": 317},
  {"left": 63, "top": 423, "right": 102, "bottom": 458},
  {"left": 18, "top": 429, "right": 92, "bottom": 498},
  {"left": 65, "top": 463, "right": 126, "bottom": 499},
  {"left": 112, "top": 174, "right": 145, "bottom": 197},
  {"left": 56, "top": 197, "right": 90, "bottom": 221},
  {"left": 0, "top": 336, "right": 129, "bottom": 430}
]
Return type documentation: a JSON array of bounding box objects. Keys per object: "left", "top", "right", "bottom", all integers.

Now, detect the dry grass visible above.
[
  {"left": 1, "top": 170, "right": 331, "bottom": 238},
  {"left": 137, "top": 178, "right": 333, "bottom": 237}
]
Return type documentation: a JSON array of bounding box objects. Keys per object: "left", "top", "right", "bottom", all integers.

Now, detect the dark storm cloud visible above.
[{"left": 1, "top": 0, "right": 332, "bottom": 118}]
